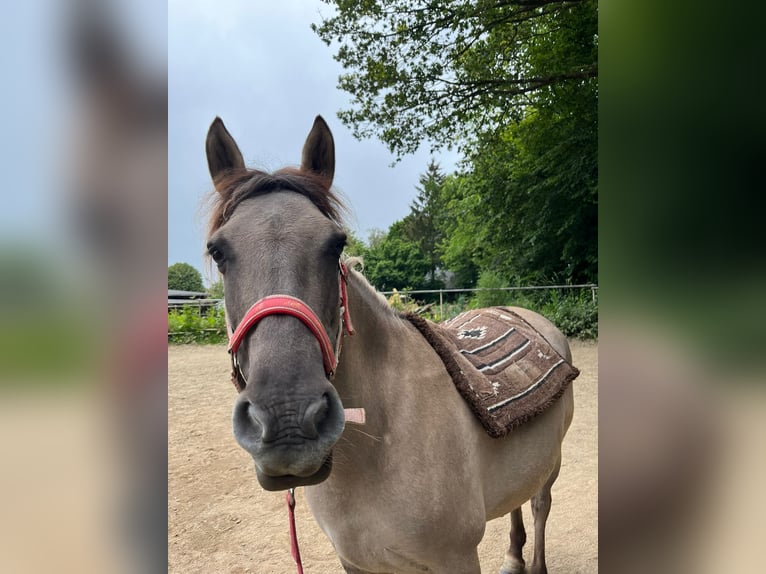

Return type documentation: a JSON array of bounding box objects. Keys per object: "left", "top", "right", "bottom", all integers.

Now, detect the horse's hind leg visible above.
[
  {"left": 529, "top": 459, "right": 562, "bottom": 574},
  {"left": 500, "top": 507, "right": 526, "bottom": 574}
]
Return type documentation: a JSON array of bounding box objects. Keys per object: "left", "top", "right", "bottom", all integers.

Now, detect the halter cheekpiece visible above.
[{"left": 227, "top": 260, "right": 354, "bottom": 391}]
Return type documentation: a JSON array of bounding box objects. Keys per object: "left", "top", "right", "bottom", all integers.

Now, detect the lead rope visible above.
[
  {"left": 227, "top": 260, "right": 357, "bottom": 572},
  {"left": 283, "top": 264, "right": 354, "bottom": 573},
  {"left": 286, "top": 488, "right": 304, "bottom": 574}
]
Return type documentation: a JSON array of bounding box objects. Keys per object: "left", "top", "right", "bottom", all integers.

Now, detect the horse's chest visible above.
[
  {"left": 305, "top": 489, "right": 440, "bottom": 572},
  {"left": 322, "top": 526, "right": 430, "bottom": 573}
]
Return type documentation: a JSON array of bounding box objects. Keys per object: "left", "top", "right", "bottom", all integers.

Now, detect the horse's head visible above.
[{"left": 205, "top": 116, "right": 349, "bottom": 491}]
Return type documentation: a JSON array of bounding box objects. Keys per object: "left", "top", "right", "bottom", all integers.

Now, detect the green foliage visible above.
[
  {"left": 385, "top": 289, "right": 419, "bottom": 313},
  {"left": 168, "top": 306, "right": 227, "bottom": 344},
  {"left": 438, "top": 174, "right": 482, "bottom": 287},
  {"left": 313, "top": 0, "right": 598, "bottom": 157},
  {"left": 471, "top": 271, "right": 515, "bottom": 308},
  {"left": 419, "top": 294, "right": 471, "bottom": 323},
  {"left": 207, "top": 278, "right": 224, "bottom": 299},
  {"left": 366, "top": 228, "right": 387, "bottom": 249},
  {"left": 0, "top": 249, "right": 94, "bottom": 384},
  {"left": 388, "top": 282, "right": 597, "bottom": 338},
  {"left": 444, "top": 95, "right": 597, "bottom": 285},
  {"left": 315, "top": 0, "right": 597, "bottom": 287},
  {"left": 362, "top": 221, "right": 430, "bottom": 291},
  {"left": 402, "top": 160, "right": 447, "bottom": 286},
  {"left": 466, "top": 283, "right": 597, "bottom": 339},
  {"left": 540, "top": 290, "right": 598, "bottom": 340},
  {"left": 168, "top": 262, "right": 205, "bottom": 292}
]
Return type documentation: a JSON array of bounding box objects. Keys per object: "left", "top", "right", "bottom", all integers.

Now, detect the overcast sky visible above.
[{"left": 168, "top": 0, "right": 459, "bottom": 284}]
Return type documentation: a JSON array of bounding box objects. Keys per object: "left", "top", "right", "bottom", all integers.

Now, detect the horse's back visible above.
[{"left": 505, "top": 306, "right": 573, "bottom": 363}]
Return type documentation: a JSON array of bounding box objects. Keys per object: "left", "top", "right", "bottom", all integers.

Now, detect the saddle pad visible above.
[{"left": 405, "top": 308, "right": 580, "bottom": 438}]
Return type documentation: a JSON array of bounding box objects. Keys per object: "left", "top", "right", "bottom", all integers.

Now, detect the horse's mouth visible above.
[{"left": 254, "top": 453, "right": 333, "bottom": 491}]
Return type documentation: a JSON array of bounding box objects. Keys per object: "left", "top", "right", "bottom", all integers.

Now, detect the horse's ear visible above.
[
  {"left": 301, "top": 115, "right": 335, "bottom": 184},
  {"left": 206, "top": 117, "right": 245, "bottom": 186}
]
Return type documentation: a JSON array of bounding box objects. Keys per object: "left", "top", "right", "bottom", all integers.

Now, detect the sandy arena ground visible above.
[{"left": 169, "top": 340, "right": 597, "bottom": 573}]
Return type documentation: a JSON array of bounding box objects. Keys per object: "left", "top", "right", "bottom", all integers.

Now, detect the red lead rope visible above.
[
  {"left": 228, "top": 261, "right": 356, "bottom": 572},
  {"left": 286, "top": 489, "right": 304, "bottom": 574}
]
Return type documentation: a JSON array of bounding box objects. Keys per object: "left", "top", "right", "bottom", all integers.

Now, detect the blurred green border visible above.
[{"left": 600, "top": 1, "right": 766, "bottom": 372}]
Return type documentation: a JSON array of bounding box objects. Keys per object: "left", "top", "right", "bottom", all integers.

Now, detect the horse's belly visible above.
[{"left": 481, "top": 386, "right": 573, "bottom": 519}]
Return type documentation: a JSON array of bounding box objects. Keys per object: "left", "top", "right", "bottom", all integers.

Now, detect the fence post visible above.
[
  {"left": 591, "top": 285, "right": 596, "bottom": 304},
  {"left": 439, "top": 290, "right": 443, "bottom": 321}
]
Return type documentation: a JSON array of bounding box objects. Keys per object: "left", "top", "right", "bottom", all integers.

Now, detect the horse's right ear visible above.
[{"left": 206, "top": 117, "right": 245, "bottom": 186}]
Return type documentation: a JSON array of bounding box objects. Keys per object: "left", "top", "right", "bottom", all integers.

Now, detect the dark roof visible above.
[{"left": 168, "top": 289, "right": 207, "bottom": 298}]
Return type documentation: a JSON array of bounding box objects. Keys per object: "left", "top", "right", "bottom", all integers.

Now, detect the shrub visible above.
[
  {"left": 168, "top": 305, "right": 227, "bottom": 344},
  {"left": 468, "top": 281, "right": 598, "bottom": 340},
  {"left": 540, "top": 290, "right": 598, "bottom": 340}
]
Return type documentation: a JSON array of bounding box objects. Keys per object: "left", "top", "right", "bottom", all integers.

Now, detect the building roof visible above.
[{"left": 168, "top": 289, "right": 207, "bottom": 298}]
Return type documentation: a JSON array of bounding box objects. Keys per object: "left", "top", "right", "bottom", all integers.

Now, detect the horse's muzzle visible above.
[
  {"left": 232, "top": 388, "right": 345, "bottom": 489},
  {"left": 254, "top": 454, "right": 333, "bottom": 491}
]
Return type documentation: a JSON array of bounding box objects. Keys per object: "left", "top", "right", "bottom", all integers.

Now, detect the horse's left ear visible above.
[{"left": 301, "top": 115, "right": 335, "bottom": 184}]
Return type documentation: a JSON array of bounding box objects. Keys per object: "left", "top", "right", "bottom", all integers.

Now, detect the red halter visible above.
[{"left": 227, "top": 261, "right": 354, "bottom": 390}]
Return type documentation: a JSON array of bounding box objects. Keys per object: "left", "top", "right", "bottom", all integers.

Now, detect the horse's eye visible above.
[{"left": 209, "top": 245, "right": 225, "bottom": 264}]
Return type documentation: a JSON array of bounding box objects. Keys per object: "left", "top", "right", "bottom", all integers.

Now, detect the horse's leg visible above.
[
  {"left": 529, "top": 459, "right": 562, "bottom": 574},
  {"left": 500, "top": 507, "right": 526, "bottom": 574}
]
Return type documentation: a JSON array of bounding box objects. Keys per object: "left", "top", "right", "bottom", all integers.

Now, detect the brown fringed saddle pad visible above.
[{"left": 405, "top": 308, "right": 580, "bottom": 438}]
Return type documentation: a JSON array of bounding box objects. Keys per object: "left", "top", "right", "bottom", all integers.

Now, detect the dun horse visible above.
[{"left": 205, "top": 116, "right": 575, "bottom": 574}]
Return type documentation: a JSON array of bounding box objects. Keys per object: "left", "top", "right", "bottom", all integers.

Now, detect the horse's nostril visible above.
[
  {"left": 233, "top": 398, "right": 276, "bottom": 448},
  {"left": 248, "top": 403, "right": 277, "bottom": 443},
  {"left": 301, "top": 394, "right": 330, "bottom": 439}
]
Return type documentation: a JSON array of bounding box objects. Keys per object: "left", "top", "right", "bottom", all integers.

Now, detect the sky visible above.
[{"left": 168, "top": 0, "right": 459, "bottom": 285}]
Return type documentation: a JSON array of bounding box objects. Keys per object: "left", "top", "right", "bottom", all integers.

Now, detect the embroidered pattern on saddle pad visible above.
[{"left": 405, "top": 308, "right": 580, "bottom": 438}]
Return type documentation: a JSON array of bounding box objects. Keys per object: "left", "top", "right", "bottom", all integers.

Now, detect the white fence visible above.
[
  {"left": 379, "top": 283, "right": 598, "bottom": 319},
  {"left": 169, "top": 284, "right": 599, "bottom": 320}
]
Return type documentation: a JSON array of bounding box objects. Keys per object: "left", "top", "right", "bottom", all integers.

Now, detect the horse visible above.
[{"left": 204, "top": 115, "right": 575, "bottom": 574}]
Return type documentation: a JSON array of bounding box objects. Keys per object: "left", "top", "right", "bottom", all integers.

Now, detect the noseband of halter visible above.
[{"left": 227, "top": 260, "right": 354, "bottom": 392}]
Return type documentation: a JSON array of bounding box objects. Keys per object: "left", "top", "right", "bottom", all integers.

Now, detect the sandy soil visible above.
[{"left": 169, "top": 340, "right": 597, "bottom": 573}]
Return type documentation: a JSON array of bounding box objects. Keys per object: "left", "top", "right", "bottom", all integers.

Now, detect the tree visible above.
[
  {"left": 366, "top": 228, "right": 387, "bottom": 249},
  {"left": 168, "top": 263, "right": 205, "bottom": 292},
  {"left": 315, "top": 0, "right": 597, "bottom": 285},
  {"left": 313, "top": 0, "right": 598, "bottom": 157},
  {"left": 362, "top": 221, "right": 430, "bottom": 291},
  {"left": 438, "top": 174, "right": 482, "bottom": 287},
  {"left": 403, "top": 160, "right": 446, "bottom": 287},
  {"left": 442, "top": 93, "right": 597, "bottom": 285}
]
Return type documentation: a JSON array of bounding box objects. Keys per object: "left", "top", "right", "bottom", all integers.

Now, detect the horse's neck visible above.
[
  {"left": 319, "top": 273, "right": 467, "bottom": 490},
  {"left": 333, "top": 272, "right": 416, "bottom": 416}
]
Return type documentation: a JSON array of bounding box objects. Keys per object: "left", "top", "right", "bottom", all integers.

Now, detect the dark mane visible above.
[{"left": 207, "top": 166, "right": 346, "bottom": 238}]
